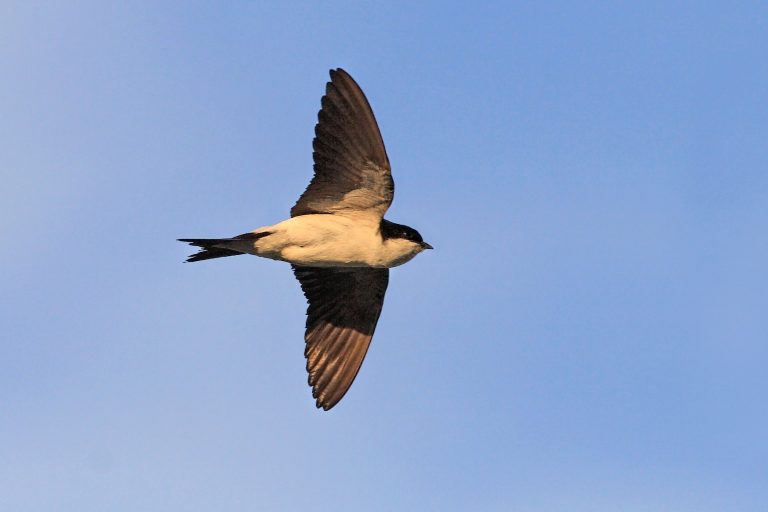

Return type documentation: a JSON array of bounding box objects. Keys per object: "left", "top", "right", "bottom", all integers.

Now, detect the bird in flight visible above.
[{"left": 179, "top": 68, "right": 431, "bottom": 410}]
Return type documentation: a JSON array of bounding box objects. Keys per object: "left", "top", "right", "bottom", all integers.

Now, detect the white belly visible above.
[{"left": 250, "top": 214, "right": 393, "bottom": 268}]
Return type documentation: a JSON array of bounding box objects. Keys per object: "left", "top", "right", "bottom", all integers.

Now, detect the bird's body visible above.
[
  {"left": 179, "top": 68, "right": 430, "bottom": 410},
  {"left": 200, "top": 214, "right": 426, "bottom": 269}
]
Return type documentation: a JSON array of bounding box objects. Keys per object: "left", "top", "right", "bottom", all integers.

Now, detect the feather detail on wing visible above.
[
  {"left": 292, "top": 265, "right": 389, "bottom": 410},
  {"left": 291, "top": 68, "right": 394, "bottom": 218}
]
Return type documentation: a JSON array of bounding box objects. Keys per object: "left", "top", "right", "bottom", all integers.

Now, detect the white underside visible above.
[{"left": 225, "top": 213, "right": 422, "bottom": 268}]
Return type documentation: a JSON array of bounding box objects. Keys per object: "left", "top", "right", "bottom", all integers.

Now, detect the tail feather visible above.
[{"left": 178, "top": 232, "right": 268, "bottom": 263}]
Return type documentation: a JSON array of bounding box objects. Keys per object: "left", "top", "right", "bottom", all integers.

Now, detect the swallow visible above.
[{"left": 180, "top": 68, "right": 431, "bottom": 410}]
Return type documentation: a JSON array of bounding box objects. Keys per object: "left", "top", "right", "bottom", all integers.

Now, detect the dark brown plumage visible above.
[
  {"left": 289, "top": 69, "right": 396, "bottom": 409},
  {"left": 178, "top": 232, "right": 268, "bottom": 262},
  {"left": 292, "top": 266, "right": 389, "bottom": 410},
  {"left": 291, "top": 68, "right": 394, "bottom": 218}
]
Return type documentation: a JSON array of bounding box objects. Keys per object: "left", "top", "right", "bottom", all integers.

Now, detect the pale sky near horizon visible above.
[{"left": 1, "top": 2, "right": 767, "bottom": 511}]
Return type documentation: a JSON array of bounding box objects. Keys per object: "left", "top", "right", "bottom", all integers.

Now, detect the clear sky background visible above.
[{"left": 2, "top": 2, "right": 766, "bottom": 511}]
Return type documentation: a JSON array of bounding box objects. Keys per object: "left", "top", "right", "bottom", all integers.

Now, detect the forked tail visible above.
[{"left": 178, "top": 232, "right": 268, "bottom": 263}]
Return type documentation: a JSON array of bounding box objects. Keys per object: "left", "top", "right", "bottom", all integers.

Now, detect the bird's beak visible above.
[{"left": 421, "top": 242, "right": 434, "bottom": 250}]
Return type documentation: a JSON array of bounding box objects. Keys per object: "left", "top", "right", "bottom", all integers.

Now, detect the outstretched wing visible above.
[
  {"left": 292, "top": 265, "right": 389, "bottom": 410},
  {"left": 291, "top": 68, "right": 394, "bottom": 219}
]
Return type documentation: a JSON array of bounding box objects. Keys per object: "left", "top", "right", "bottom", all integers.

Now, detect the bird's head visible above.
[{"left": 380, "top": 219, "right": 432, "bottom": 265}]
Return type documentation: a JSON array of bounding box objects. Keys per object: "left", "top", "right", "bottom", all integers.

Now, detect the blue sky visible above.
[{"left": 1, "top": 2, "right": 766, "bottom": 510}]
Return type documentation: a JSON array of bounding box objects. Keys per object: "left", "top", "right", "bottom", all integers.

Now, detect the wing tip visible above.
[
  {"left": 330, "top": 67, "right": 348, "bottom": 78},
  {"left": 315, "top": 394, "right": 340, "bottom": 411},
  {"left": 310, "top": 372, "right": 345, "bottom": 411},
  {"left": 312, "top": 386, "right": 337, "bottom": 411},
  {"left": 329, "top": 67, "right": 355, "bottom": 87}
]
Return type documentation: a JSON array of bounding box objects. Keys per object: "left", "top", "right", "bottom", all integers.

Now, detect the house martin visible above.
[{"left": 179, "top": 68, "right": 431, "bottom": 410}]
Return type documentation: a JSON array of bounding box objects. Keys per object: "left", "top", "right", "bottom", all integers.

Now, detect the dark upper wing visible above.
[
  {"left": 292, "top": 265, "right": 389, "bottom": 410},
  {"left": 291, "top": 68, "right": 394, "bottom": 218}
]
